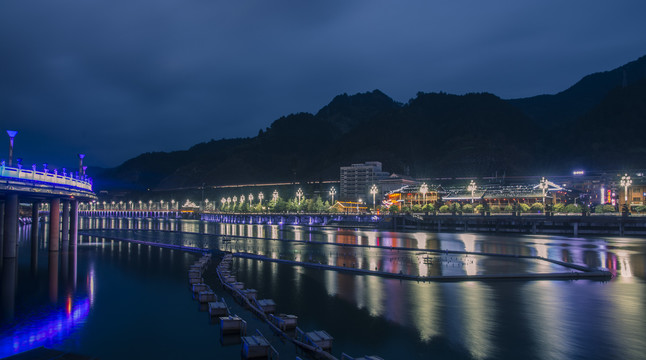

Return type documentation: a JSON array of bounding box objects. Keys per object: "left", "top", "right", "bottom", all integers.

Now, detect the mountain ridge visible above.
[{"left": 94, "top": 54, "right": 646, "bottom": 191}]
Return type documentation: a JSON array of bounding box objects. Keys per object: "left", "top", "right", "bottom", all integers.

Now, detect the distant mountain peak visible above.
[{"left": 313, "top": 89, "right": 401, "bottom": 134}]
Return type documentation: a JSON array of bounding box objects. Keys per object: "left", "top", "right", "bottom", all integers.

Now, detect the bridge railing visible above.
[{"left": 0, "top": 165, "right": 92, "bottom": 191}]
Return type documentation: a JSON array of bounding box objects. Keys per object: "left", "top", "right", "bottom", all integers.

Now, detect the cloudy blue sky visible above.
[{"left": 2, "top": 1, "right": 645, "bottom": 168}]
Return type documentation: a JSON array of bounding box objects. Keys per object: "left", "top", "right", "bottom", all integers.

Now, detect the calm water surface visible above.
[{"left": 1, "top": 217, "right": 645, "bottom": 360}]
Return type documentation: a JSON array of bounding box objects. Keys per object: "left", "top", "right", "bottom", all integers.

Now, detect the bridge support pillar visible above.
[
  {"left": 70, "top": 200, "right": 78, "bottom": 250},
  {"left": 31, "top": 202, "right": 40, "bottom": 271},
  {"left": 0, "top": 200, "right": 4, "bottom": 263},
  {"left": 61, "top": 201, "right": 70, "bottom": 247},
  {"left": 3, "top": 193, "right": 19, "bottom": 259},
  {"left": 49, "top": 198, "right": 60, "bottom": 252}
]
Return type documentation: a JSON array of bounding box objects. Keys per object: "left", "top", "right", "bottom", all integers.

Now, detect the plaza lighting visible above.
[
  {"left": 160, "top": 200, "right": 164, "bottom": 210},
  {"left": 240, "top": 195, "right": 245, "bottom": 207},
  {"left": 149, "top": 200, "right": 152, "bottom": 209},
  {"left": 329, "top": 186, "right": 336, "bottom": 204},
  {"left": 620, "top": 174, "right": 632, "bottom": 203},
  {"left": 357, "top": 199, "right": 362, "bottom": 213},
  {"left": 171, "top": 199, "right": 175, "bottom": 210},
  {"left": 6, "top": 130, "right": 17, "bottom": 166},
  {"left": 128, "top": 201, "right": 133, "bottom": 210},
  {"left": 296, "top": 188, "right": 303, "bottom": 205},
  {"left": 272, "top": 190, "right": 279, "bottom": 202},
  {"left": 204, "top": 198, "right": 209, "bottom": 211},
  {"left": 221, "top": 198, "right": 226, "bottom": 209},
  {"left": 370, "top": 184, "right": 378, "bottom": 209},
  {"left": 539, "top": 177, "right": 549, "bottom": 204},
  {"left": 258, "top": 192, "right": 264, "bottom": 205},
  {"left": 138, "top": 200, "right": 142, "bottom": 210},
  {"left": 420, "top": 182, "right": 428, "bottom": 205},
  {"left": 248, "top": 193, "right": 254, "bottom": 206},
  {"left": 226, "top": 197, "right": 231, "bottom": 205},
  {"left": 467, "top": 180, "right": 477, "bottom": 204}
]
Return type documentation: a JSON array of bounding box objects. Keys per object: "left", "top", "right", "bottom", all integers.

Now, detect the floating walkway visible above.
[
  {"left": 231, "top": 251, "right": 612, "bottom": 282},
  {"left": 214, "top": 253, "right": 350, "bottom": 360}
]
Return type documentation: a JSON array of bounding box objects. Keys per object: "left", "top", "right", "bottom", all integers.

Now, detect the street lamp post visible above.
[
  {"left": 370, "top": 184, "right": 378, "bottom": 210},
  {"left": 296, "top": 188, "right": 303, "bottom": 205},
  {"left": 248, "top": 193, "right": 254, "bottom": 207},
  {"left": 539, "top": 177, "right": 549, "bottom": 204},
  {"left": 221, "top": 198, "right": 226, "bottom": 210},
  {"left": 620, "top": 174, "right": 632, "bottom": 204},
  {"left": 357, "top": 199, "right": 362, "bottom": 213},
  {"left": 420, "top": 182, "right": 428, "bottom": 206},
  {"left": 329, "top": 187, "right": 336, "bottom": 204},
  {"left": 272, "top": 190, "right": 279, "bottom": 202},
  {"left": 258, "top": 192, "right": 264, "bottom": 206},
  {"left": 78, "top": 154, "right": 85, "bottom": 176},
  {"left": 467, "top": 180, "right": 477, "bottom": 204},
  {"left": 7, "top": 130, "right": 17, "bottom": 166}
]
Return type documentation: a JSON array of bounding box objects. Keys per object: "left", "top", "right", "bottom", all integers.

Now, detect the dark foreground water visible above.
[{"left": 1, "top": 217, "right": 645, "bottom": 360}]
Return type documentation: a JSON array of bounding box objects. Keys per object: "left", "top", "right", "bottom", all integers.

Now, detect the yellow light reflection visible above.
[
  {"left": 459, "top": 234, "right": 477, "bottom": 253},
  {"left": 460, "top": 282, "right": 493, "bottom": 359},
  {"left": 615, "top": 250, "right": 633, "bottom": 282}
]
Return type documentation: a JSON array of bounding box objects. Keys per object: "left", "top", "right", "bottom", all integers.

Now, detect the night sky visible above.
[{"left": 2, "top": 1, "right": 646, "bottom": 169}]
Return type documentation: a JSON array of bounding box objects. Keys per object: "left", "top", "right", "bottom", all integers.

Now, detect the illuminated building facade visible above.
[{"left": 384, "top": 184, "right": 441, "bottom": 209}]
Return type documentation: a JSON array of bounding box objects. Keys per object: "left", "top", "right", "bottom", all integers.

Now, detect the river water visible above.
[{"left": 1, "top": 217, "right": 644, "bottom": 360}]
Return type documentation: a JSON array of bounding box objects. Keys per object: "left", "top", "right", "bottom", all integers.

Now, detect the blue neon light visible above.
[{"left": 0, "top": 297, "right": 91, "bottom": 357}]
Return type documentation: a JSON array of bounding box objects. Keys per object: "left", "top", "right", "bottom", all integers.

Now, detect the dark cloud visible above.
[{"left": 1, "top": 1, "right": 645, "bottom": 168}]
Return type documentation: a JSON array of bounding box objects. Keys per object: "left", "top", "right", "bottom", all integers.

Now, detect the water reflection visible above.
[
  {"left": 1, "top": 258, "right": 17, "bottom": 321},
  {"left": 24, "top": 216, "right": 646, "bottom": 359}
]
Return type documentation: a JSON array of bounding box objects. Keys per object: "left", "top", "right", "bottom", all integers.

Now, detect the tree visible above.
[
  {"left": 519, "top": 203, "right": 530, "bottom": 213},
  {"left": 439, "top": 205, "right": 450, "bottom": 213},
  {"left": 311, "top": 196, "right": 325, "bottom": 212},
  {"left": 531, "top": 203, "right": 545, "bottom": 213},
  {"left": 412, "top": 204, "right": 422, "bottom": 213},
  {"left": 286, "top": 198, "right": 298, "bottom": 212},
  {"left": 462, "top": 204, "right": 474, "bottom": 213},
  {"left": 564, "top": 204, "right": 581, "bottom": 213},
  {"left": 388, "top": 204, "right": 399, "bottom": 213},
  {"left": 422, "top": 203, "right": 434, "bottom": 213},
  {"left": 553, "top": 203, "right": 565, "bottom": 213},
  {"left": 449, "top": 203, "right": 461, "bottom": 213}
]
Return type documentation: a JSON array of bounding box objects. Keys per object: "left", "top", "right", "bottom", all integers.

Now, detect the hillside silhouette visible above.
[{"left": 95, "top": 55, "right": 646, "bottom": 191}]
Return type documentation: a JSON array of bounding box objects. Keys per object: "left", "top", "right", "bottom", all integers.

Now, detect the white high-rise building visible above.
[{"left": 340, "top": 161, "right": 389, "bottom": 201}]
